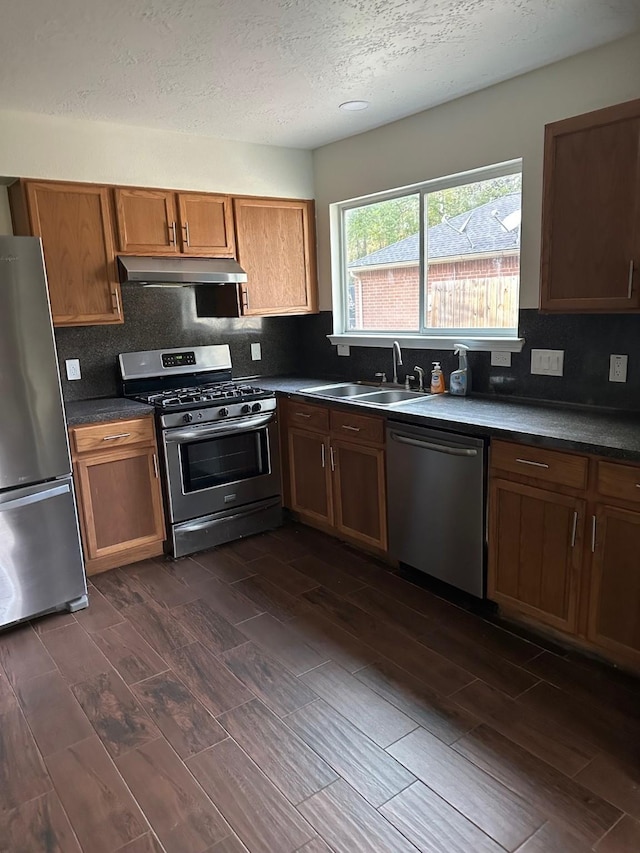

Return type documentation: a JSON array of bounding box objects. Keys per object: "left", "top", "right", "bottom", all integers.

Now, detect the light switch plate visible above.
[
  {"left": 337, "top": 344, "right": 350, "bottom": 357},
  {"left": 65, "top": 358, "right": 81, "bottom": 380},
  {"left": 609, "top": 354, "right": 628, "bottom": 383},
  {"left": 531, "top": 349, "right": 564, "bottom": 377},
  {"left": 250, "top": 343, "right": 261, "bottom": 361},
  {"left": 491, "top": 351, "right": 512, "bottom": 367}
]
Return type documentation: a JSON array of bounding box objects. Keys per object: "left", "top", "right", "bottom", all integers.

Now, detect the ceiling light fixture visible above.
[{"left": 339, "top": 100, "right": 370, "bottom": 111}]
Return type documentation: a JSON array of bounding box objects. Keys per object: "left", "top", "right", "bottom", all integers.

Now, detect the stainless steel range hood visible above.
[{"left": 118, "top": 256, "right": 248, "bottom": 287}]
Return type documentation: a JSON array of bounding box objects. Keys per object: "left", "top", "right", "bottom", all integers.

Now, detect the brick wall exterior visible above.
[{"left": 350, "top": 254, "right": 519, "bottom": 330}]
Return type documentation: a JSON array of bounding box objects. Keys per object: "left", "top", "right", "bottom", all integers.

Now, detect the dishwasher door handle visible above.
[{"left": 389, "top": 432, "right": 478, "bottom": 457}]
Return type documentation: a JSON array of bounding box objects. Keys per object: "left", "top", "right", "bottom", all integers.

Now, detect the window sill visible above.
[{"left": 327, "top": 334, "right": 525, "bottom": 352}]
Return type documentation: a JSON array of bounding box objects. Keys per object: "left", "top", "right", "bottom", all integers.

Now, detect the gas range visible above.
[
  {"left": 118, "top": 345, "right": 282, "bottom": 558},
  {"left": 130, "top": 381, "right": 276, "bottom": 429},
  {"left": 119, "top": 345, "right": 277, "bottom": 428}
]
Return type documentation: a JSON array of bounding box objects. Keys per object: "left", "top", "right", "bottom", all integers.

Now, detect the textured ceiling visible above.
[{"left": 1, "top": 0, "right": 638, "bottom": 148}]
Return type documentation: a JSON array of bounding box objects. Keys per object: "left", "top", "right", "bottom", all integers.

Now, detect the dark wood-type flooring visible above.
[{"left": 1, "top": 523, "right": 640, "bottom": 852}]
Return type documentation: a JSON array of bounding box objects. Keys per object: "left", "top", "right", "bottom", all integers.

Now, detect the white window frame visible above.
[{"left": 329, "top": 159, "right": 525, "bottom": 352}]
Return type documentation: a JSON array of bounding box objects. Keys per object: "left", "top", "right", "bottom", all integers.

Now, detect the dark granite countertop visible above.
[
  {"left": 65, "top": 398, "right": 155, "bottom": 426},
  {"left": 258, "top": 376, "right": 640, "bottom": 462}
]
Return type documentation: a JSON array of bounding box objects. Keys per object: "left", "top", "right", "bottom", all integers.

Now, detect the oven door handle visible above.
[{"left": 164, "top": 412, "right": 275, "bottom": 442}]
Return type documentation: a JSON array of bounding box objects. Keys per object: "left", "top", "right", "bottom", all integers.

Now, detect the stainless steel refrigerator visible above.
[{"left": 0, "top": 235, "right": 87, "bottom": 629}]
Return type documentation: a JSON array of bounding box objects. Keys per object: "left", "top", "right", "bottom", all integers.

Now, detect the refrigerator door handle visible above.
[{"left": 0, "top": 482, "right": 70, "bottom": 512}]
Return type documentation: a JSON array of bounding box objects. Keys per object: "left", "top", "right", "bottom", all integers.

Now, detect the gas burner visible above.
[{"left": 135, "top": 381, "right": 271, "bottom": 411}]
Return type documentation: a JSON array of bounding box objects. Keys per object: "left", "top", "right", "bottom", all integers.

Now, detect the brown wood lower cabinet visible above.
[
  {"left": 284, "top": 401, "right": 387, "bottom": 552},
  {"left": 488, "top": 479, "right": 584, "bottom": 634},
  {"left": 333, "top": 440, "right": 386, "bottom": 550},
  {"left": 288, "top": 428, "right": 333, "bottom": 525},
  {"left": 70, "top": 416, "right": 165, "bottom": 575},
  {"left": 588, "top": 503, "right": 640, "bottom": 661},
  {"left": 489, "top": 439, "right": 640, "bottom": 672}
]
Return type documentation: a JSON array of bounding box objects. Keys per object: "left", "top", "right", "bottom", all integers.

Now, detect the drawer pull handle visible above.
[
  {"left": 636, "top": 483, "right": 640, "bottom": 489},
  {"left": 102, "top": 433, "right": 131, "bottom": 441},
  {"left": 570, "top": 510, "right": 578, "bottom": 548},
  {"left": 591, "top": 515, "right": 597, "bottom": 553},
  {"left": 183, "top": 221, "right": 190, "bottom": 247},
  {"left": 111, "top": 289, "right": 121, "bottom": 316},
  {"left": 169, "top": 221, "right": 177, "bottom": 246},
  {"left": 295, "top": 412, "right": 311, "bottom": 418},
  {"left": 321, "top": 443, "right": 326, "bottom": 468},
  {"left": 341, "top": 425, "right": 361, "bottom": 432},
  {"left": 330, "top": 445, "right": 336, "bottom": 472},
  {"left": 628, "top": 260, "right": 635, "bottom": 299},
  {"left": 516, "top": 458, "right": 550, "bottom": 469}
]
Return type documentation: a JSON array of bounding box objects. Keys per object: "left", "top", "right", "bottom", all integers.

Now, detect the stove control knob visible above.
[
  {"left": 251, "top": 402, "right": 262, "bottom": 413},
  {"left": 218, "top": 407, "right": 229, "bottom": 418},
  {"left": 183, "top": 413, "right": 193, "bottom": 423},
  {"left": 241, "top": 404, "right": 251, "bottom": 414}
]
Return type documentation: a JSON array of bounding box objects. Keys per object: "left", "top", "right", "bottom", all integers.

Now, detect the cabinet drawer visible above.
[
  {"left": 286, "top": 400, "right": 329, "bottom": 432},
  {"left": 597, "top": 460, "right": 640, "bottom": 504},
  {"left": 330, "top": 409, "right": 384, "bottom": 445},
  {"left": 491, "top": 440, "right": 588, "bottom": 489},
  {"left": 70, "top": 417, "right": 155, "bottom": 455}
]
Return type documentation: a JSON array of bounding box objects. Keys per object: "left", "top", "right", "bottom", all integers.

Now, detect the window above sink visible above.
[{"left": 329, "top": 159, "right": 525, "bottom": 353}]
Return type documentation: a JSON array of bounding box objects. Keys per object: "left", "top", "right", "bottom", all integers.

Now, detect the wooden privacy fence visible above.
[{"left": 426, "top": 275, "right": 519, "bottom": 329}]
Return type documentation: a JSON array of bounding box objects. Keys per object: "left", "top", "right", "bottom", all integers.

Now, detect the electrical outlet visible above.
[
  {"left": 337, "top": 344, "right": 350, "bottom": 357},
  {"left": 531, "top": 349, "right": 564, "bottom": 377},
  {"left": 609, "top": 354, "right": 628, "bottom": 383},
  {"left": 250, "top": 343, "right": 261, "bottom": 361},
  {"left": 491, "top": 351, "right": 512, "bottom": 367},
  {"left": 65, "top": 358, "right": 81, "bottom": 380}
]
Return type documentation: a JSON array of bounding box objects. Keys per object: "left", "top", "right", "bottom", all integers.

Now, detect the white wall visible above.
[
  {"left": 0, "top": 110, "right": 314, "bottom": 234},
  {"left": 313, "top": 31, "right": 640, "bottom": 311}
]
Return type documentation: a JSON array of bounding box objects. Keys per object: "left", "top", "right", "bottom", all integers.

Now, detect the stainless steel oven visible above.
[
  {"left": 121, "top": 345, "right": 282, "bottom": 559},
  {"left": 162, "top": 407, "right": 281, "bottom": 557},
  {"left": 163, "top": 409, "right": 280, "bottom": 522}
]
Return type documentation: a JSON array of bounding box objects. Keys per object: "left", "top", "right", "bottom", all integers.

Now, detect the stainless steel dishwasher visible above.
[{"left": 386, "top": 421, "right": 486, "bottom": 597}]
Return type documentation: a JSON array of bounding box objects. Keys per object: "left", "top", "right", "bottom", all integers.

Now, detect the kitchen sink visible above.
[
  {"left": 301, "top": 382, "right": 434, "bottom": 406},
  {"left": 356, "top": 389, "right": 431, "bottom": 405},
  {"left": 301, "top": 382, "right": 381, "bottom": 398}
]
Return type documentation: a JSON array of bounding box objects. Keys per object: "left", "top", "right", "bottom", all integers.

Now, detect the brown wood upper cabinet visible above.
[
  {"left": 114, "top": 188, "right": 235, "bottom": 257},
  {"left": 9, "top": 180, "right": 123, "bottom": 327},
  {"left": 540, "top": 98, "right": 640, "bottom": 312},
  {"left": 234, "top": 197, "right": 318, "bottom": 315}
]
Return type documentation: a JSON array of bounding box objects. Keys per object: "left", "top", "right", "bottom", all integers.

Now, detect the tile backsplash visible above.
[
  {"left": 54, "top": 284, "right": 301, "bottom": 401},
  {"left": 295, "top": 310, "right": 640, "bottom": 411},
  {"left": 56, "top": 290, "right": 640, "bottom": 412}
]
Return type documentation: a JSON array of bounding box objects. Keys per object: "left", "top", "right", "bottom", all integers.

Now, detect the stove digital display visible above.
[{"left": 162, "top": 351, "right": 196, "bottom": 368}]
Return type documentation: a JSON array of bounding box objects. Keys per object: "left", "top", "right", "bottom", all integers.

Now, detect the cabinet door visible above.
[
  {"left": 233, "top": 198, "right": 318, "bottom": 315},
  {"left": 541, "top": 100, "right": 640, "bottom": 312},
  {"left": 74, "top": 445, "right": 165, "bottom": 572},
  {"left": 332, "top": 439, "right": 387, "bottom": 550},
  {"left": 588, "top": 504, "right": 640, "bottom": 665},
  {"left": 288, "top": 428, "right": 332, "bottom": 525},
  {"left": 488, "top": 478, "right": 585, "bottom": 633},
  {"left": 177, "top": 193, "right": 235, "bottom": 257},
  {"left": 114, "top": 188, "right": 179, "bottom": 254},
  {"left": 21, "top": 181, "right": 123, "bottom": 326}
]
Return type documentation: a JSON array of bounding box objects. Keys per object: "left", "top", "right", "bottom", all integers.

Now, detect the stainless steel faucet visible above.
[
  {"left": 414, "top": 366, "right": 425, "bottom": 392},
  {"left": 392, "top": 340, "right": 403, "bottom": 385}
]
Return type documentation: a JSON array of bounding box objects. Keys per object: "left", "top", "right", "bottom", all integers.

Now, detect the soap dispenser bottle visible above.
[
  {"left": 430, "top": 362, "right": 446, "bottom": 394},
  {"left": 449, "top": 343, "right": 470, "bottom": 396}
]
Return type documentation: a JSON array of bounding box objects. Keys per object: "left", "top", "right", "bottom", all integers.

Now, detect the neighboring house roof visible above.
[{"left": 349, "top": 192, "right": 521, "bottom": 268}]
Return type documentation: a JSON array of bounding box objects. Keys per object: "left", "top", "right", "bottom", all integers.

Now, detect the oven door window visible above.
[{"left": 180, "top": 429, "right": 269, "bottom": 493}]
